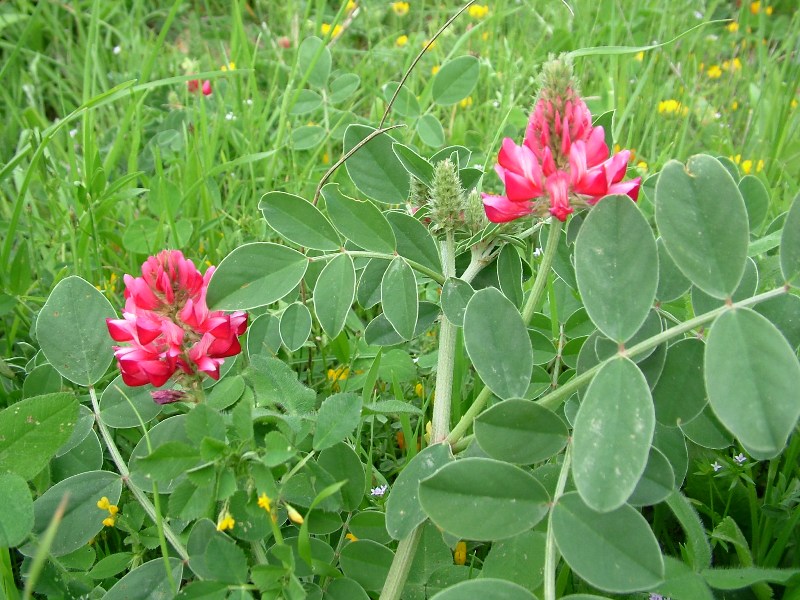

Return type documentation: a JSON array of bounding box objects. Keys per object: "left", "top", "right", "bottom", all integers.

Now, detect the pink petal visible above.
[{"left": 481, "top": 194, "right": 534, "bottom": 223}]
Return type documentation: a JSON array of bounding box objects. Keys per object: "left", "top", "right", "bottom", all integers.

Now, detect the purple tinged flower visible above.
[
  {"left": 733, "top": 453, "right": 746, "bottom": 465},
  {"left": 370, "top": 485, "right": 388, "bottom": 497}
]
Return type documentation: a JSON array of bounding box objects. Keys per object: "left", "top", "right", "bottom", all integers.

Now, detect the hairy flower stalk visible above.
[
  {"left": 106, "top": 250, "right": 247, "bottom": 397},
  {"left": 482, "top": 55, "right": 641, "bottom": 223}
]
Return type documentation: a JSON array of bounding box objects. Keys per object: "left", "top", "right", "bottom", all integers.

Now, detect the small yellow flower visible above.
[
  {"left": 97, "top": 497, "right": 111, "bottom": 510},
  {"left": 286, "top": 505, "right": 304, "bottom": 525},
  {"left": 258, "top": 493, "right": 271, "bottom": 514},
  {"left": 345, "top": 533, "right": 358, "bottom": 541},
  {"left": 321, "top": 23, "right": 343, "bottom": 38},
  {"left": 791, "top": 99, "right": 798, "bottom": 109},
  {"left": 636, "top": 161, "right": 648, "bottom": 172},
  {"left": 396, "top": 34, "right": 408, "bottom": 47},
  {"left": 216, "top": 512, "right": 235, "bottom": 532},
  {"left": 454, "top": 541, "right": 467, "bottom": 565},
  {"left": 634, "top": 51, "right": 644, "bottom": 61},
  {"left": 423, "top": 420, "right": 432, "bottom": 444},
  {"left": 727, "top": 21, "right": 739, "bottom": 32},
  {"left": 102, "top": 516, "right": 117, "bottom": 528},
  {"left": 391, "top": 1, "right": 409, "bottom": 16},
  {"left": 414, "top": 382, "right": 424, "bottom": 398},
  {"left": 741, "top": 159, "right": 753, "bottom": 174},
  {"left": 731, "top": 100, "right": 739, "bottom": 111},
  {"left": 658, "top": 99, "right": 688, "bottom": 117},
  {"left": 346, "top": 0, "right": 357, "bottom": 11},
  {"left": 707, "top": 64, "right": 723, "bottom": 78},
  {"left": 423, "top": 39, "right": 437, "bottom": 51},
  {"left": 756, "top": 159, "right": 765, "bottom": 172},
  {"left": 468, "top": 4, "right": 489, "bottom": 19},
  {"left": 431, "top": 65, "right": 440, "bottom": 75},
  {"left": 481, "top": 31, "right": 490, "bottom": 41},
  {"left": 322, "top": 152, "right": 330, "bottom": 164},
  {"left": 327, "top": 366, "right": 349, "bottom": 382},
  {"left": 107, "top": 505, "right": 119, "bottom": 516},
  {"left": 459, "top": 96, "right": 473, "bottom": 108},
  {"left": 766, "top": 6, "right": 773, "bottom": 15},
  {"left": 750, "top": 1, "right": 761, "bottom": 13},
  {"left": 220, "top": 61, "right": 236, "bottom": 72}
]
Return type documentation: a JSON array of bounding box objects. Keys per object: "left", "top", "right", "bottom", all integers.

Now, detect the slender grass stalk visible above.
[{"left": 544, "top": 443, "right": 572, "bottom": 600}]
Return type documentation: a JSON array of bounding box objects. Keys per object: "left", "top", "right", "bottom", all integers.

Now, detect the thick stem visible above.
[
  {"left": 88, "top": 386, "right": 189, "bottom": 561},
  {"left": 431, "top": 231, "right": 457, "bottom": 443},
  {"left": 379, "top": 526, "right": 423, "bottom": 600},
  {"left": 544, "top": 443, "right": 572, "bottom": 600}
]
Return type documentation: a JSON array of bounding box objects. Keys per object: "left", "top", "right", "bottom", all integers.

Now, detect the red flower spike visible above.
[
  {"left": 482, "top": 56, "right": 641, "bottom": 223},
  {"left": 107, "top": 250, "right": 247, "bottom": 394}
]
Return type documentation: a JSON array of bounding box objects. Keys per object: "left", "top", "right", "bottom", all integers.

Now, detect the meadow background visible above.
[{"left": 1, "top": 0, "right": 800, "bottom": 598}]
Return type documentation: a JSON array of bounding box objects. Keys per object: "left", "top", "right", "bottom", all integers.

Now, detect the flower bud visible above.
[{"left": 430, "top": 159, "right": 465, "bottom": 232}]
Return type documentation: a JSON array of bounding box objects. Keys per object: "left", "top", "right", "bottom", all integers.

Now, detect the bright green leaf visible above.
[{"left": 259, "top": 191, "right": 341, "bottom": 250}]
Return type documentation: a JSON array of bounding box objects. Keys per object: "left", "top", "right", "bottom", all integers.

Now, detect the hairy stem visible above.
[{"left": 431, "top": 230, "right": 458, "bottom": 443}]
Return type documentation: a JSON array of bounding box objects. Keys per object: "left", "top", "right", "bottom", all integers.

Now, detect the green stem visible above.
[
  {"left": 150, "top": 482, "right": 177, "bottom": 594},
  {"left": 431, "top": 230, "right": 457, "bottom": 443},
  {"left": 379, "top": 526, "right": 423, "bottom": 600},
  {"left": 0, "top": 546, "right": 20, "bottom": 600},
  {"left": 446, "top": 218, "right": 564, "bottom": 445},
  {"left": 88, "top": 386, "right": 189, "bottom": 561},
  {"left": 309, "top": 251, "right": 446, "bottom": 285},
  {"left": 544, "top": 443, "right": 572, "bottom": 600}
]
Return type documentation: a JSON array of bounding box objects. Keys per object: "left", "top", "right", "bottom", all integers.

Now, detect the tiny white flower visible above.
[
  {"left": 532, "top": 247, "right": 543, "bottom": 258},
  {"left": 733, "top": 453, "right": 746, "bottom": 465},
  {"left": 113, "top": 45, "right": 122, "bottom": 55},
  {"left": 69, "top": 128, "right": 78, "bottom": 138},
  {"left": 712, "top": 461, "right": 722, "bottom": 472},
  {"left": 245, "top": 98, "right": 253, "bottom": 106},
  {"left": 370, "top": 484, "right": 388, "bottom": 497},
  {"left": 225, "top": 111, "right": 237, "bottom": 121}
]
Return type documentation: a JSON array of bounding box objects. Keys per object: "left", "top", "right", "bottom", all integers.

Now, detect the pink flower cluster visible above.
[
  {"left": 482, "top": 77, "right": 640, "bottom": 223},
  {"left": 107, "top": 250, "right": 247, "bottom": 388},
  {"left": 187, "top": 79, "right": 212, "bottom": 96}
]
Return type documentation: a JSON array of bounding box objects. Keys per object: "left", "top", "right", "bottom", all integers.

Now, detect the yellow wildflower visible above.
[
  {"left": 766, "top": 6, "right": 773, "bottom": 14},
  {"left": 454, "top": 541, "right": 467, "bottom": 565},
  {"left": 757, "top": 159, "right": 765, "bottom": 172},
  {"left": 327, "top": 366, "right": 349, "bottom": 382},
  {"left": 102, "top": 516, "right": 117, "bottom": 528},
  {"left": 634, "top": 51, "right": 644, "bottom": 61},
  {"left": 345, "top": 533, "right": 358, "bottom": 541},
  {"left": 792, "top": 99, "right": 798, "bottom": 109},
  {"left": 414, "top": 382, "right": 424, "bottom": 398},
  {"left": 321, "top": 23, "right": 343, "bottom": 38},
  {"left": 396, "top": 34, "right": 409, "bottom": 47},
  {"left": 727, "top": 21, "right": 739, "bottom": 33},
  {"left": 707, "top": 64, "right": 723, "bottom": 78},
  {"left": 220, "top": 61, "right": 236, "bottom": 72},
  {"left": 468, "top": 4, "right": 489, "bottom": 19},
  {"left": 107, "top": 505, "right": 119, "bottom": 516},
  {"left": 731, "top": 100, "right": 739, "bottom": 111},
  {"left": 459, "top": 96, "right": 473, "bottom": 108},
  {"left": 258, "top": 493, "right": 271, "bottom": 514},
  {"left": 431, "top": 65, "right": 440, "bottom": 75},
  {"left": 731, "top": 57, "right": 742, "bottom": 70},
  {"left": 636, "top": 161, "right": 648, "bottom": 173},
  {"left": 322, "top": 152, "right": 330, "bottom": 164},
  {"left": 741, "top": 159, "right": 753, "bottom": 174},
  {"left": 287, "top": 505, "right": 304, "bottom": 525},
  {"left": 750, "top": 1, "right": 761, "bottom": 13},
  {"left": 346, "top": 0, "right": 357, "bottom": 11},
  {"left": 216, "top": 512, "right": 235, "bottom": 532},
  {"left": 97, "top": 497, "right": 111, "bottom": 510},
  {"left": 423, "top": 39, "right": 437, "bottom": 51},
  {"left": 391, "top": 1, "right": 409, "bottom": 16},
  {"left": 658, "top": 99, "right": 688, "bottom": 116},
  {"left": 481, "top": 31, "right": 490, "bottom": 41}
]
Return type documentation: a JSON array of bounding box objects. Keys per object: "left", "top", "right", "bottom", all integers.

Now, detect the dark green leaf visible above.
[
  {"left": 322, "top": 183, "right": 397, "bottom": 252},
  {"left": 432, "top": 56, "right": 480, "bottom": 105},
  {"left": 343, "top": 125, "right": 410, "bottom": 204},
  {"left": 259, "top": 191, "right": 341, "bottom": 250}
]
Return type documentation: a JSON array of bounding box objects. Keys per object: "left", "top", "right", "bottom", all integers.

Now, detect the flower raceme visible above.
[
  {"left": 106, "top": 250, "right": 247, "bottom": 390},
  {"left": 482, "top": 57, "right": 641, "bottom": 223}
]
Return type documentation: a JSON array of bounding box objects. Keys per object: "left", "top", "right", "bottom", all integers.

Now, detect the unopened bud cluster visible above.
[{"left": 414, "top": 159, "right": 488, "bottom": 235}]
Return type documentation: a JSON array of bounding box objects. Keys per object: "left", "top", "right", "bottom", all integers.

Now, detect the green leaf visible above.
[
  {"left": 87, "top": 553, "right": 134, "bottom": 580},
  {"left": 656, "top": 238, "right": 692, "bottom": 302},
  {"left": 739, "top": 175, "right": 770, "bottom": 233},
  {"left": 680, "top": 405, "right": 734, "bottom": 449},
  {"left": 572, "top": 356, "right": 654, "bottom": 512},
  {"left": 343, "top": 125, "right": 410, "bottom": 204},
  {"left": 325, "top": 578, "right": 370, "bottom": 600},
  {"left": 385, "top": 210, "right": 442, "bottom": 274},
  {"left": 99, "top": 375, "right": 162, "bottom": 428},
  {"left": 691, "top": 256, "right": 758, "bottom": 315},
  {"left": 392, "top": 142, "right": 434, "bottom": 187},
  {"left": 383, "top": 82, "right": 421, "bottom": 118},
  {"left": 665, "top": 491, "right": 713, "bottom": 571},
  {"left": 419, "top": 457, "right": 550, "bottom": 541},
  {"left": 247, "top": 313, "right": 282, "bottom": 360},
  {"left": 134, "top": 441, "right": 201, "bottom": 486},
  {"left": 206, "top": 242, "right": 309, "bottom": 310},
  {"left": 22, "top": 363, "right": 62, "bottom": 398},
  {"left": 754, "top": 293, "right": 800, "bottom": 349},
  {"left": 322, "top": 183, "right": 397, "bottom": 252},
  {"left": 289, "top": 89, "right": 323, "bottom": 115},
  {"left": 297, "top": 36, "right": 331, "bottom": 88},
  {"left": 653, "top": 339, "right": 707, "bottom": 427},
  {"left": 480, "top": 530, "right": 546, "bottom": 591},
  {"left": 103, "top": 558, "right": 183, "bottom": 600},
  {"left": 0, "top": 392, "right": 78, "bottom": 480},
  {"left": 291, "top": 125, "right": 327, "bottom": 150},
  {"left": 381, "top": 257, "right": 418, "bottom": 340},
  {"left": 329, "top": 73, "right": 360, "bottom": 103},
  {"left": 626, "top": 446, "right": 675, "bottom": 507},
  {"left": 705, "top": 307, "right": 800, "bottom": 458},
  {"left": 464, "top": 288, "right": 533, "bottom": 400},
  {"left": 350, "top": 511, "right": 391, "bottom": 544},
  {"left": 363, "top": 302, "right": 438, "bottom": 346},
  {"left": 36, "top": 276, "right": 116, "bottom": 385},
  {"left": 431, "top": 56, "right": 480, "bottom": 106},
  {"left": 417, "top": 114, "right": 445, "bottom": 147},
  {"left": 23, "top": 470, "right": 121, "bottom": 557},
  {"left": 313, "top": 393, "right": 362, "bottom": 451},
  {"left": 780, "top": 192, "right": 800, "bottom": 286},
  {"left": 575, "top": 195, "right": 658, "bottom": 342},
  {"left": 498, "top": 245, "right": 524, "bottom": 309},
  {"left": 441, "top": 278, "right": 474, "bottom": 327},
  {"left": 429, "top": 579, "right": 538, "bottom": 600},
  {"left": 259, "top": 191, "right": 341, "bottom": 250},
  {"left": 339, "top": 540, "right": 394, "bottom": 592},
  {"left": 357, "top": 259, "right": 390, "bottom": 309},
  {"left": 280, "top": 302, "right": 312, "bottom": 352},
  {"left": 202, "top": 535, "right": 250, "bottom": 584},
  {"left": 655, "top": 155, "right": 749, "bottom": 298},
  {"left": 474, "top": 399, "right": 568, "bottom": 464},
  {"left": 206, "top": 374, "right": 246, "bottom": 411},
  {"left": 128, "top": 415, "right": 192, "bottom": 492},
  {"left": 552, "top": 492, "right": 664, "bottom": 593},
  {"left": 0, "top": 473, "right": 34, "bottom": 546},
  {"left": 317, "top": 442, "right": 365, "bottom": 512},
  {"left": 407, "top": 522, "right": 453, "bottom": 587},
  {"left": 314, "top": 254, "right": 355, "bottom": 338},
  {"left": 386, "top": 444, "right": 453, "bottom": 540},
  {"left": 247, "top": 355, "right": 316, "bottom": 413},
  {"left": 655, "top": 556, "right": 715, "bottom": 600},
  {"left": 702, "top": 567, "right": 800, "bottom": 590}
]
